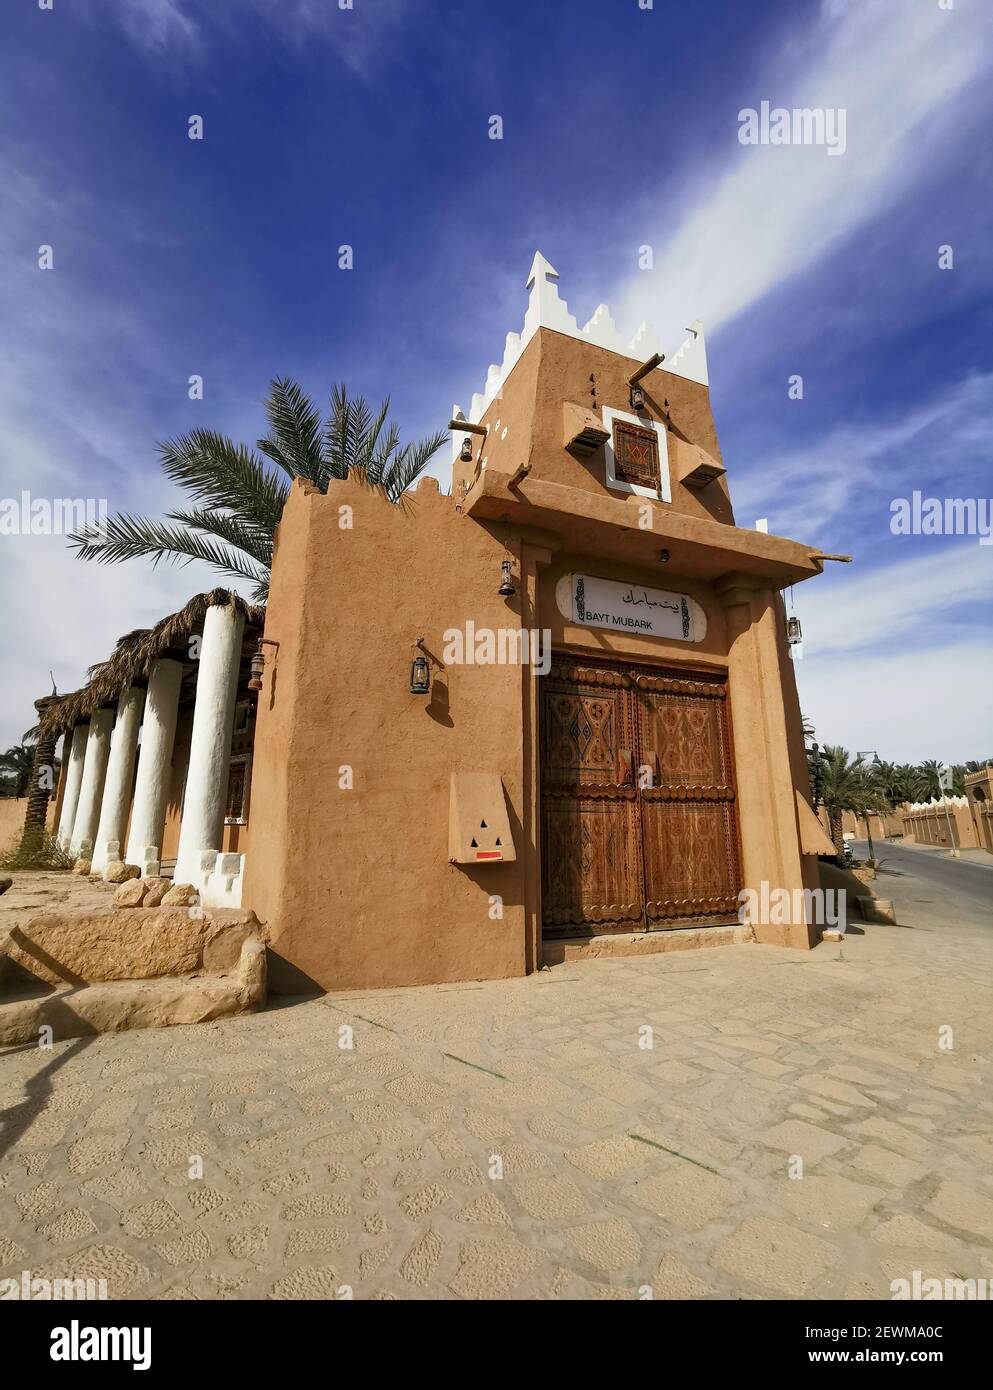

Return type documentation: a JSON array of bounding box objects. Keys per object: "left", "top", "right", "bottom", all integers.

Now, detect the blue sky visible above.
[{"left": 1, "top": 0, "right": 991, "bottom": 760}]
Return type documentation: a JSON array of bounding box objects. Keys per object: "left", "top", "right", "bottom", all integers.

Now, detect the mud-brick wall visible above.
[{"left": 245, "top": 475, "right": 529, "bottom": 992}]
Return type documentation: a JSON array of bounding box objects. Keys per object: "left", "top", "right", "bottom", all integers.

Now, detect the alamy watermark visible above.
[
  {"left": 890, "top": 491, "right": 992, "bottom": 545},
  {"left": 738, "top": 883, "right": 846, "bottom": 931},
  {"left": 891, "top": 1270, "right": 991, "bottom": 1301},
  {"left": 738, "top": 101, "right": 846, "bottom": 156},
  {"left": 0, "top": 1269, "right": 108, "bottom": 1300},
  {"left": 442, "top": 622, "right": 551, "bottom": 675},
  {"left": 0, "top": 492, "right": 108, "bottom": 538}
]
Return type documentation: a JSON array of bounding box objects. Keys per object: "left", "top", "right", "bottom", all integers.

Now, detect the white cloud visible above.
[
  {"left": 116, "top": 0, "right": 200, "bottom": 56},
  {"left": 615, "top": 0, "right": 993, "bottom": 348},
  {"left": 103, "top": 0, "right": 410, "bottom": 76},
  {"left": 791, "top": 541, "right": 992, "bottom": 668},
  {"left": 0, "top": 532, "right": 227, "bottom": 750},
  {"left": 794, "top": 638, "right": 993, "bottom": 764}
]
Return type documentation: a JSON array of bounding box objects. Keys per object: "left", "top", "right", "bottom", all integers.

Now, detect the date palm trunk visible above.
[{"left": 18, "top": 696, "right": 58, "bottom": 858}]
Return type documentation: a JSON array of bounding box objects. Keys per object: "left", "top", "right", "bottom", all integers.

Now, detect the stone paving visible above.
[{"left": 1, "top": 866, "right": 991, "bottom": 1300}]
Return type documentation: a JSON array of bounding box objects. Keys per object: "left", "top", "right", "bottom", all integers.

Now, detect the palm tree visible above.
[
  {"left": 0, "top": 742, "right": 36, "bottom": 798},
  {"left": 15, "top": 698, "right": 60, "bottom": 859},
  {"left": 69, "top": 379, "right": 448, "bottom": 602},
  {"left": 874, "top": 760, "right": 926, "bottom": 807},
  {"left": 918, "top": 759, "right": 944, "bottom": 801},
  {"left": 820, "top": 746, "right": 887, "bottom": 856},
  {"left": 895, "top": 763, "right": 928, "bottom": 804}
]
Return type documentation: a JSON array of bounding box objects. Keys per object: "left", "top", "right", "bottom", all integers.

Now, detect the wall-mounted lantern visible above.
[
  {"left": 409, "top": 638, "right": 431, "bottom": 695},
  {"left": 460, "top": 437, "right": 473, "bottom": 462},
  {"left": 786, "top": 615, "right": 802, "bottom": 646},
  {"left": 628, "top": 351, "right": 663, "bottom": 414},
  {"left": 248, "top": 638, "right": 279, "bottom": 693},
  {"left": 498, "top": 559, "right": 516, "bottom": 597}
]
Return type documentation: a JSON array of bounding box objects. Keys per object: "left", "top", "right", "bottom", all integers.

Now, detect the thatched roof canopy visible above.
[{"left": 40, "top": 589, "right": 263, "bottom": 738}]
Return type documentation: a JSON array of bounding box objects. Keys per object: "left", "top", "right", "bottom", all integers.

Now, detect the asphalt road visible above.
[{"left": 851, "top": 839, "right": 993, "bottom": 918}]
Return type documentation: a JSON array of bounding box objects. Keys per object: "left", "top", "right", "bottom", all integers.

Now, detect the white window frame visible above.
[{"left": 602, "top": 406, "right": 671, "bottom": 503}]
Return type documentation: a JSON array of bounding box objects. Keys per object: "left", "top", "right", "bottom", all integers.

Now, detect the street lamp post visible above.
[
  {"left": 857, "top": 750, "right": 881, "bottom": 865},
  {"left": 938, "top": 765, "right": 960, "bottom": 858}
]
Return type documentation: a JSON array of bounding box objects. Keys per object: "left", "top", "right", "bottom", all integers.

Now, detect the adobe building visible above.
[
  {"left": 246, "top": 253, "right": 837, "bottom": 991},
  {"left": 901, "top": 795, "right": 982, "bottom": 851},
  {"left": 32, "top": 253, "right": 840, "bottom": 995}
]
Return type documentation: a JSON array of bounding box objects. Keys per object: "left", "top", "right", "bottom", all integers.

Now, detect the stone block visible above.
[
  {"left": 161, "top": 883, "right": 200, "bottom": 907},
  {"left": 142, "top": 878, "right": 172, "bottom": 907},
  {"left": 113, "top": 879, "right": 147, "bottom": 909},
  {"left": 2, "top": 910, "right": 205, "bottom": 985},
  {"left": 104, "top": 861, "right": 140, "bottom": 885}
]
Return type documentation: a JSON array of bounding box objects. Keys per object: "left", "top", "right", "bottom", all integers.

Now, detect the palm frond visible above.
[
  {"left": 167, "top": 507, "right": 274, "bottom": 569},
  {"left": 257, "top": 377, "right": 325, "bottom": 484},
  {"left": 158, "top": 431, "right": 288, "bottom": 531},
  {"left": 383, "top": 429, "right": 449, "bottom": 501},
  {"left": 69, "top": 513, "right": 267, "bottom": 589}
]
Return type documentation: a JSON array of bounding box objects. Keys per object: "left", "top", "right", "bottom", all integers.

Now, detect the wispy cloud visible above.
[
  {"left": 0, "top": 153, "right": 245, "bottom": 747},
  {"left": 793, "top": 543, "right": 992, "bottom": 659},
  {"left": 795, "top": 637, "right": 993, "bottom": 763},
  {"left": 731, "top": 371, "right": 993, "bottom": 540},
  {"left": 102, "top": 0, "right": 411, "bottom": 76},
  {"left": 614, "top": 0, "right": 993, "bottom": 348}
]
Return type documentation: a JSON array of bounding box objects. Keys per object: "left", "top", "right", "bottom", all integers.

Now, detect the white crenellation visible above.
[
  {"left": 462, "top": 251, "right": 709, "bottom": 427},
  {"left": 628, "top": 321, "right": 663, "bottom": 359},
  {"left": 665, "top": 319, "right": 708, "bottom": 387}
]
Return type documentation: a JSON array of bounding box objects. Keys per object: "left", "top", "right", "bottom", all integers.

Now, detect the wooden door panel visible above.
[
  {"left": 634, "top": 674, "right": 733, "bottom": 790},
  {"left": 541, "top": 795, "right": 645, "bottom": 930},
  {"left": 635, "top": 671, "right": 740, "bottom": 926},
  {"left": 542, "top": 667, "right": 632, "bottom": 787},
  {"left": 641, "top": 801, "right": 741, "bottom": 922},
  {"left": 540, "top": 662, "right": 643, "bottom": 932}
]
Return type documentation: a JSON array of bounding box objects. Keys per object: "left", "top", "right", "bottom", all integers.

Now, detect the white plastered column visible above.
[
  {"left": 92, "top": 685, "right": 146, "bottom": 874},
  {"left": 69, "top": 708, "right": 114, "bottom": 857},
  {"left": 57, "top": 724, "right": 89, "bottom": 845},
  {"left": 125, "top": 658, "right": 183, "bottom": 875},
  {"left": 173, "top": 603, "right": 245, "bottom": 892}
]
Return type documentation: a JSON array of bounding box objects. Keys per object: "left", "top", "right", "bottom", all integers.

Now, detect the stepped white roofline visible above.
[{"left": 451, "top": 251, "right": 709, "bottom": 459}]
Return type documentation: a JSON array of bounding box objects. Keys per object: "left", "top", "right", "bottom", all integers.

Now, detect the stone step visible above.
[{"left": 542, "top": 923, "right": 753, "bottom": 965}]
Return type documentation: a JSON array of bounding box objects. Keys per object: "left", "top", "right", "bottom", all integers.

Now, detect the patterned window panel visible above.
[{"left": 612, "top": 420, "right": 660, "bottom": 491}]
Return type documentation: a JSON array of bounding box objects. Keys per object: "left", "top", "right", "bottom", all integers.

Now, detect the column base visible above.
[{"left": 173, "top": 849, "right": 245, "bottom": 909}]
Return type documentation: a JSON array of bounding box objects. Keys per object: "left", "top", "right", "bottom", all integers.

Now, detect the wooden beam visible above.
[{"left": 628, "top": 352, "right": 664, "bottom": 386}]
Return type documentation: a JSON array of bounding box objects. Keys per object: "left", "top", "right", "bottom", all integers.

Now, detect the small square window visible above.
[{"left": 613, "top": 420, "right": 660, "bottom": 491}]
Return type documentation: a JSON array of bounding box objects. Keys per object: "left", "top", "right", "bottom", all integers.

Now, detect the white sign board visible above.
[{"left": 567, "top": 574, "right": 701, "bottom": 642}]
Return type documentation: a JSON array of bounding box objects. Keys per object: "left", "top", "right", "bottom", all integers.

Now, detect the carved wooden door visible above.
[
  {"left": 540, "top": 655, "right": 741, "bottom": 936},
  {"left": 540, "top": 660, "right": 645, "bottom": 934},
  {"left": 634, "top": 670, "right": 741, "bottom": 926}
]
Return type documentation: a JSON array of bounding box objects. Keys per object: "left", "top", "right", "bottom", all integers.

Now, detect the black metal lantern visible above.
[
  {"left": 248, "top": 642, "right": 265, "bottom": 692},
  {"left": 629, "top": 383, "right": 646, "bottom": 411},
  {"left": 786, "top": 615, "right": 802, "bottom": 645},
  {"left": 409, "top": 639, "right": 430, "bottom": 695},
  {"left": 460, "top": 436, "right": 473, "bottom": 462},
  {"left": 498, "top": 559, "right": 516, "bottom": 596}
]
